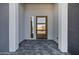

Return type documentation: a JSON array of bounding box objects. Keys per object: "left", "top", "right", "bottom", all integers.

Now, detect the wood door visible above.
[{"left": 36, "top": 16, "right": 48, "bottom": 39}]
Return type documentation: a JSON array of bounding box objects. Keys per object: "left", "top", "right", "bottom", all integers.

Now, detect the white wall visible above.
[
  {"left": 9, "top": 3, "right": 19, "bottom": 52},
  {"left": 24, "top": 4, "right": 58, "bottom": 41},
  {"left": 58, "top": 3, "right": 68, "bottom": 52},
  {"left": 19, "top": 4, "right": 25, "bottom": 43},
  {"left": 53, "top": 4, "right": 58, "bottom": 43}
]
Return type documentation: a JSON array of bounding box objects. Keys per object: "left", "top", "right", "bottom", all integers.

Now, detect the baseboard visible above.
[
  {"left": 24, "top": 38, "right": 36, "bottom": 40},
  {"left": 24, "top": 38, "right": 58, "bottom": 43},
  {"left": 48, "top": 38, "right": 58, "bottom": 43}
]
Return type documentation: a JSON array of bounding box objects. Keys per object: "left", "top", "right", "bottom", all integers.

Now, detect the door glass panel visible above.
[
  {"left": 37, "top": 24, "right": 46, "bottom": 30},
  {"left": 37, "top": 17, "right": 46, "bottom": 23},
  {"left": 37, "top": 31, "right": 46, "bottom": 34},
  {"left": 30, "top": 16, "right": 35, "bottom": 38}
]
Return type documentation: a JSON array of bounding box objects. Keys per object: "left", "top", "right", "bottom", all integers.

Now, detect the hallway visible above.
[{"left": 0, "top": 40, "right": 69, "bottom": 55}]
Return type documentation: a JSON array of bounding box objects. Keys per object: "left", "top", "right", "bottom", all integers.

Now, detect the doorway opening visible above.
[
  {"left": 30, "top": 16, "right": 48, "bottom": 39},
  {"left": 36, "top": 16, "right": 48, "bottom": 39}
]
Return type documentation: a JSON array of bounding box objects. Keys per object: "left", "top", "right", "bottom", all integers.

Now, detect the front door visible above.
[{"left": 36, "top": 16, "right": 48, "bottom": 39}]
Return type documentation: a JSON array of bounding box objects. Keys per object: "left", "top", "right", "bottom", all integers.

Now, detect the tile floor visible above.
[{"left": 0, "top": 40, "right": 70, "bottom": 55}]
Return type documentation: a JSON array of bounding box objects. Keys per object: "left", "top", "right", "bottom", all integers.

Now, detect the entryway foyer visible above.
[{"left": 0, "top": 3, "right": 68, "bottom": 55}]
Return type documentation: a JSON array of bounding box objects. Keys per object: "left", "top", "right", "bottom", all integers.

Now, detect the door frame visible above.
[{"left": 36, "top": 16, "right": 48, "bottom": 39}]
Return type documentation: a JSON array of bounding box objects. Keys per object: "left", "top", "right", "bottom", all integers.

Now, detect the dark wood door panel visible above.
[
  {"left": 36, "top": 34, "right": 47, "bottom": 39},
  {"left": 36, "top": 16, "right": 48, "bottom": 39}
]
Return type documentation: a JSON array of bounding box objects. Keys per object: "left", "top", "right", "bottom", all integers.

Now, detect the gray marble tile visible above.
[{"left": 0, "top": 40, "right": 70, "bottom": 55}]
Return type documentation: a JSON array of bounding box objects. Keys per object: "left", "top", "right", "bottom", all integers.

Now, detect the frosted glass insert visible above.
[{"left": 37, "top": 17, "right": 46, "bottom": 23}]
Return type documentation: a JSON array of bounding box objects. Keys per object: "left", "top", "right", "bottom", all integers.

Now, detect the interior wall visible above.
[
  {"left": 24, "top": 3, "right": 58, "bottom": 41},
  {"left": 58, "top": 3, "right": 68, "bottom": 52},
  {"left": 19, "top": 4, "right": 25, "bottom": 43},
  {"left": 0, "top": 3, "right": 9, "bottom": 52},
  {"left": 9, "top": 3, "right": 25, "bottom": 52},
  {"left": 9, "top": 3, "right": 19, "bottom": 52},
  {"left": 68, "top": 3, "right": 79, "bottom": 55},
  {"left": 53, "top": 4, "right": 58, "bottom": 42}
]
